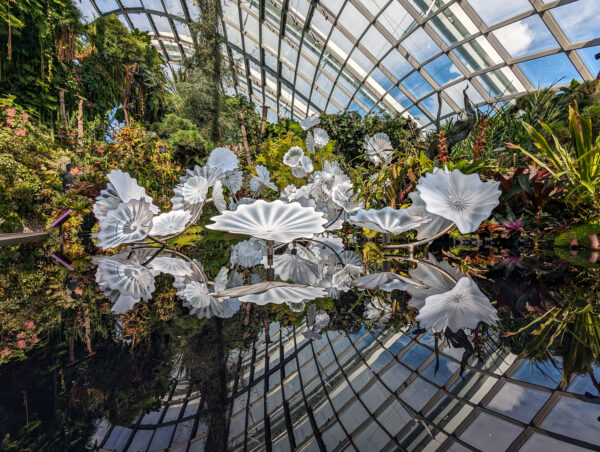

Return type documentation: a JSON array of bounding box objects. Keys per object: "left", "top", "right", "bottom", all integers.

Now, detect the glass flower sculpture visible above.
[
  {"left": 206, "top": 200, "right": 327, "bottom": 243},
  {"left": 364, "top": 133, "right": 394, "bottom": 166},
  {"left": 416, "top": 277, "right": 499, "bottom": 332},
  {"left": 206, "top": 147, "right": 239, "bottom": 172},
  {"left": 349, "top": 206, "right": 429, "bottom": 235},
  {"left": 416, "top": 168, "right": 501, "bottom": 234},
  {"left": 250, "top": 165, "right": 278, "bottom": 195}
]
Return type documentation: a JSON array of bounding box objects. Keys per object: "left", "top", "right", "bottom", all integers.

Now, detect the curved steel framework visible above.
[
  {"left": 93, "top": 319, "right": 600, "bottom": 451},
  {"left": 78, "top": 0, "right": 600, "bottom": 128}
]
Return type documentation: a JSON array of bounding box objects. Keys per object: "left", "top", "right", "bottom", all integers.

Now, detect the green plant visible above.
[{"left": 508, "top": 104, "right": 600, "bottom": 208}]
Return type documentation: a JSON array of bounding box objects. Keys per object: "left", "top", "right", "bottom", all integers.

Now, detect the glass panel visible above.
[
  {"left": 520, "top": 433, "right": 591, "bottom": 452},
  {"left": 362, "top": 25, "right": 393, "bottom": 59},
  {"left": 430, "top": 4, "right": 478, "bottom": 46},
  {"left": 95, "top": 0, "right": 119, "bottom": 12},
  {"left": 486, "top": 382, "right": 550, "bottom": 423},
  {"left": 338, "top": 2, "right": 370, "bottom": 35},
  {"left": 452, "top": 36, "right": 502, "bottom": 73},
  {"left": 390, "top": 87, "right": 412, "bottom": 109},
  {"left": 121, "top": 0, "right": 142, "bottom": 7},
  {"left": 371, "top": 67, "right": 394, "bottom": 91},
  {"left": 519, "top": 53, "right": 582, "bottom": 88},
  {"left": 459, "top": 412, "right": 523, "bottom": 452},
  {"left": 493, "top": 15, "right": 558, "bottom": 59},
  {"left": 379, "top": 1, "right": 415, "bottom": 41},
  {"left": 401, "top": 27, "right": 441, "bottom": 63},
  {"left": 540, "top": 397, "right": 600, "bottom": 446},
  {"left": 467, "top": 0, "right": 533, "bottom": 26},
  {"left": 578, "top": 46, "right": 600, "bottom": 77},
  {"left": 401, "top": 72, "right": 434, "bottom": 100},
  {"left": 551, "top": 0, "right": 600, "bottom": 43},
  {"left": 143, "top": 0, "right": 165, "bottom": 11},
  {"left": 476, "top": 67, "right": 525, "bottom": 97},
  {"left": 424, "top": 54, "right": 463, "bottom": 86},
  {"left": 163, "top": 0, "right": 184, "bottom": 16},
  {"left": 381, "top": 49, "right": 413, "bottom": 79}
]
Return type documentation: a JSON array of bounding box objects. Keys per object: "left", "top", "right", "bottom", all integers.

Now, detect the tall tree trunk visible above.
[{"left": 238, "top": 111, "right": 253, "bottom": 168}]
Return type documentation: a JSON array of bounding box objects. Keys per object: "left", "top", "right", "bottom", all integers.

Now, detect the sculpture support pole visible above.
[
  {"left": 382, "top": 233, "right": 391, "bottom": 246},
  {"left": 266, "top": 240, "right": 275, "bottom": 281},
  {"left": 381, "top": 223, "right": 455, "bottom": 249}
]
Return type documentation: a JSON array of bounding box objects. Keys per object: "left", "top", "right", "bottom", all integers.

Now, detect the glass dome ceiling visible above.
[{"left": 77, "top": 0, "right": 600, "bottom": 127}]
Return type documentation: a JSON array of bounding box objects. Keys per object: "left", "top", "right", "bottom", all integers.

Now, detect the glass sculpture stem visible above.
[{"left": 381, "top": 223, "right": 456, "bottom": 249}]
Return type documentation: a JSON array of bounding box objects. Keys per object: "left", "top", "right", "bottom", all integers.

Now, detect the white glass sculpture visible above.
[
  {"left": 407, "top": 191, "right": 454, "bottom": 240},
  {"left": 273, "top": 248, "right": 319, "bottom": 284},
  {"left": 300, "top": 115, "right": 320, "bottom": 130},
  {"left": 150, "top": 210, "right": 192, "bottom": 237},
  {"left": 94, "top": 169, "right": 159, "bottom": 221},
  {"left": 312, "top": 128, "right": 330, "bottom": 149},
  {"left": 206, "top": 200, "right": 327, "bottom": 243},
  {"left": 364, "top": 133, "right": 394, "bottom": 165},
  {"left": 349, "top": 206, "right": 429, "bottom": 235},
  {"left": 416, "top": 168, "right": 501, "bottom": 234},
  {"left": 250, "top": 165, "right": 278, "bottom": 195},
  {"left": 212, "top": 180, "right": 227, "bottom": 213},
  {"left": 351, "top": 271, "right": 426, "bottom": 291},
  {"left": 97, "top": 199, "right": 154, "bottom": 249},
  {"left": 407, "top": 253, "right": 463, "bottom": 310},
  {"left": 416, "top": 277, "right": 499, "bottom": 332},
  {"left": 230, "top": 238, "right": 264, "bottom": 267},
  {"left": 206, "top": 147, "right": 239, "bottom": 172}
]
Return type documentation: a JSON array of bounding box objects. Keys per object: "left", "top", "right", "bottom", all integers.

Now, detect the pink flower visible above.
[
  {"left": 24, "top": 321, "right": 34, "bottom": 329},
  {"left": 21, "top": 113, "right": 30, "bottom": 122},
  {"left": 17, "top": 340, "right": 26, "bottom": 349},
  {"left": 5, "top": 108, "right": 16, "bottom": 117},
  {"left": 15, "top": 129, "right": 26, "bottom": 137},
  {"left": 31, "top": 334, "right": 39, "bottom": 344},
  {"left": 16, "top": 332, "right": 25, "bottom": 339},
  {"left": 5, "top": 117, "right": 13, "bottom": 125},
  {"left": 0, "top": 348, "right": 9, "bottom": 357},
  {"left": 504, "top": 220, "right": 524, "bottom": 230}
]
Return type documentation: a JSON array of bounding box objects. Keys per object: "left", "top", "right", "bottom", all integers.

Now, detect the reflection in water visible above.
[{"left": 1, "top": 236, "right": 599, "bottom": 451}]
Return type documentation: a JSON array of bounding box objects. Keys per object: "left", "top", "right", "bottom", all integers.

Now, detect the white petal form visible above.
[
  {"left": 148, "top": 256, "right": 193, "bottom": 277},
  {"left": 207, "top": 147, "right": 239, "bottom": 172},
  {"left": 312, "top": 128, "right": 329, "bottom": 149},
  {"left": 339, "top": 250, "right": 363, "bottom": 268},
  {"left": 407, "top": 191, "right": 454, "bottom": 240},
  {"left": 287, "top": 301, "right": 306, "bottom": 312},
  {"left": 221, "top": 170, "right": 243, "bottom": 194},
  {"left": 300, "top": 115, "right": 320, "bottom": 131},
  {"left": 230, "top": 238, "right": 265, "bottom": 267},
  {"left": 206, "top": 200, "right": 327, "bottom": 243},
  {"left": 349, "top": 207, "right": 429, "bottom": 235},
  {"left": 213, "top": 266, "right": 230, "bottom": 293},
  {"left": 182, "top": 281, "right": 213, "bottom": 309},
  {"left": 110, "top": 294, "right": 141, "bottom": 315},
  {"left": 303, "top": 330, "right": 322, "bottom": 341},
  {"left": 193, "top": 298, "right": 241, "bottom": 319},
  {"left": 97, "top": 199, "right": 154, "bottom": 249},
  {"left": 291, "top": 165, "right": 308, "bottom": 178},
  {"left": 351, "top": 272, "right": 426, "bottom": 291},
  {"left": 94, "top": 169, "right": 159, "bottom": 220},
  {"left": 181, "top": 165, "right": 222, "bottom": 187},
  {"left": 305, "top": 131, "right": 315, "bottom": 154},
  {"left": 150, "top": 210, "right": 192, "bottom": 237},
  {"left": 314, "top": 311, "right": 330, "bottom": 330},
  {"left": 331, "top": 181, "right": 363, "bottom": 213},
  {"left": 230, "top": 197, "right": 256, "bottom": 211},
  {"left": 212, "top": 180, "right": 227, "bottom": 213},
  {"left": 380, "top": 280, "right": 410, "bottom": 292},
  {"left": 280, "top": 184, "right": 297, "bottom": 201},
  {"left": 416, "top": 277, "right": 499, "bottom": 332},
  {"left": 416, "top": 168, "right": 501, "bottom": 234},
  {"left": 331, "top": 264, "right": 363, "bottom": 292},
  {"left": 283, "top": 146, "right": 304, "bottom": 167},
  {"left": 364, "top": 133, "right": 392, "bottom": 154},
  {"left": 181, "top": 175, "right": 208, "bottom": 205},
  {"left": 407, "top": 253, "right": 463, "bottom": 310},
  {"left": 301, "top": 156, "right": 314, "bottom": 174},
  {"left": 95, "top": 257, "right": 155, "bottom": 300},
  {"left": 250, "top": 165, "right": 278, "bottom": 195},
  {"left": 239, "top": 285, "right": 327, "bottom": 305},
  {"left": 364, "top": 296, "right": 392, "bottom": 324},
  {"left": 273, "top": 250, "right": 319, "bottom": 284}
]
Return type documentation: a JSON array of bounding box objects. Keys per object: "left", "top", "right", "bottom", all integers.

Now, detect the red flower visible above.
[{"left": 16, "top": 332, "right": 25, "bottom": 340}]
